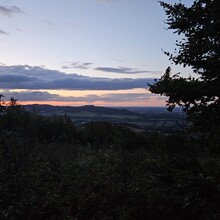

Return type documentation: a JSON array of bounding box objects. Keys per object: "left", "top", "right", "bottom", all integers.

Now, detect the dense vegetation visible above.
[
  {"left": 1, "top": 0, "right": 220, "bottom": 219},
  {"left": 0, "top": 100, "right": 219, "bottom": 220}
]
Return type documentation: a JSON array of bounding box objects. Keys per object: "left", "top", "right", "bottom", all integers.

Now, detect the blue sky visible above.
[{"left": 0, "top": 0, "right": 192, "bottom": 106}]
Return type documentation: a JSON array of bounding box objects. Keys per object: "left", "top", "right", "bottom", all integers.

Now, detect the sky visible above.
[{"left": 0, "top": 0, "right": 192, "bottom": 107}]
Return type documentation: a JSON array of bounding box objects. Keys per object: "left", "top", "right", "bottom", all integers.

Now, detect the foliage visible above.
[
  {"left": 149, "top": 0, "right": 220, "bottom": 132},
  {"left": 0, "top": 98, "right": 220, "bottom": 219}
]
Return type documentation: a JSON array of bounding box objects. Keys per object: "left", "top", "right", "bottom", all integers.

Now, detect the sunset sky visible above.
[{"left": 0, "top": 0, "right": 192, "bottom": 107}]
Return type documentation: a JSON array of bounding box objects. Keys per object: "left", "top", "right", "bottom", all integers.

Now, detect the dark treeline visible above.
[{"left": 0, "top": 100, "right": 219, "bottom": 220}]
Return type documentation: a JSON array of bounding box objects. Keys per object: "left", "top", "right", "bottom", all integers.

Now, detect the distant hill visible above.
[
  {"left": 23, "top": 104, "right": 141, "bottom": 117},
  {"left": 22, "top": 104, "right": 184, "bottom": 132}
]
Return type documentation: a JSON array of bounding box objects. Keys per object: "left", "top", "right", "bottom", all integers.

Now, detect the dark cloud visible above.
[
  {"left": 0, "top": 65, "right": 154, "bottom": 90},
  {"left": 62, "top": 62, "right": 93, "bottom": 70},
  {"left": 2, "top": 90, "right": 80, "bottom": 102},
  {"left": 0, "top": 5, "right": 24, "bottom": 16},
  {"left": 0, "top": 74, "right": 35, "bottom": 82},
  {"left": 2, "top": 90, "right": 162, "bottom": 103},
  {"left": 95, "top": 66, "right": 153, "bottom": 74},
  {"left": 0, "top": 29, "right": 9, "bottom": 35}
]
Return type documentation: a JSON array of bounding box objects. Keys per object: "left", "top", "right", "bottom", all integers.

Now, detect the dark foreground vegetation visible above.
[
  {"left": 0, "top": 100, "right": 220, "bottom": 220},
  {"left": 1, "top": 0, "right": 220, "bottom": 219}
]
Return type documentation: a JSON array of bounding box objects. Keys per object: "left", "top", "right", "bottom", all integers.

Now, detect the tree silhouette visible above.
[
  {"left": 0, "top": 94, "right": 5, "bottom": 114},
  {"left": 149, "top": 0, "right": 220, "bottom": 132}
]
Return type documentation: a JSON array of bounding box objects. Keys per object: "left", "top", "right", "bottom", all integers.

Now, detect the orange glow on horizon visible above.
[
  {"left": 19, "top": 99, "right": 166, "bottom": 107},
  {"left": 6, "top": 89, "right": 167, "bottom": 107}
]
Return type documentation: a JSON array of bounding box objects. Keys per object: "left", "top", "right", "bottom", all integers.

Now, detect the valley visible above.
[{"left": 24, "top": 104, "right": 186, "bottom": 133}]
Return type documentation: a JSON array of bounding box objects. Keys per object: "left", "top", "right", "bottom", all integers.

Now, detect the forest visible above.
[{"left": 1, "top": 0, "right": 220, "bottom": 219}]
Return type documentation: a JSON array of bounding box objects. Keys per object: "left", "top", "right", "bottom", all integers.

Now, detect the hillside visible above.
[
  {"left": 23, "top": 104, "right": 184, "bottom": 132},
  {"left": 23, "top": 104, "right": 140, "bottom": 116}
]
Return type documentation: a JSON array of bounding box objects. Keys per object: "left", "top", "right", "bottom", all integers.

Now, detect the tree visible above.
[
  {"left": 8, "top": 97, "right": 19, "bottom": 107},
  {"left": 0, "top": 94, "right": 5, "bottom": 114},
  {"left": 149, "top": 0, "right": 220, "bottom": 132}
]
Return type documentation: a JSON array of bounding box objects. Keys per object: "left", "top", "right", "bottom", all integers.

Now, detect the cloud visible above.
[
  {"left": 2, "top": 90, "right": 163, "bottom": 103},
  {"left": 0, "top": 5, "right": 24, "bottom": 17},
  {"left": 3, "top": 90, "right": 79, "bottom": 102},
  {"left": 93, "top": 93, "right": 149, "bottom": 102},
  {"left": 0, "top": 29, "right": 9, "bottom": 35},
  {"left": 95, "top": 66, "right": 156, "bottom": 74},
  {"left": 0, "top": 65, "right": 154, "bottom": 90},
  {"left": 62, "top": 62, "right": 93, "bottom": 70}
]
